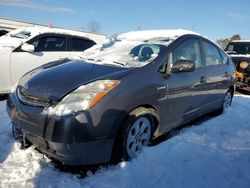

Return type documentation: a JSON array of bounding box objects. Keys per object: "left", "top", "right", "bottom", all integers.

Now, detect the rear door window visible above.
[
  {"left": 219, "top": 49, "right": 229, "bottom": 64},
  {"left": 71, "top": 38, "right": 96, "bottom": 51},
  {"left": 202, "top": 41, "right": 222, "bottom": 66}
]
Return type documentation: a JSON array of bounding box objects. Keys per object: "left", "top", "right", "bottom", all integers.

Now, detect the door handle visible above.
[{"left": 200, "top": 76, "right": 206, "bottom": 84}]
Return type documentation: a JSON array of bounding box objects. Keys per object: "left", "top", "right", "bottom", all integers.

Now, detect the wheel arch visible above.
[
  {"left": 126, "top": 104, "right": 160, "bottom": 134},
  {"left": 111, "top": 104, "right": 160, "bottom": 161}
]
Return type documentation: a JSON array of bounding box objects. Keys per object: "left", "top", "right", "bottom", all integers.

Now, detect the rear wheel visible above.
[
  {"left": 214, "top": 90, "right": 232, "bottom": 115},
  {"left": 223, "top": 91, "right": 232, "bottom": 109}
]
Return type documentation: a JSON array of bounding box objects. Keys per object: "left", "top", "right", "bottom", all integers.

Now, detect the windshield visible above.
[
  {"left": 0, "top": 29, "right": 34, "bottom": 49},
  {"left": 226, "top": 42, "right": 250, "bottom": 55},
  {"left": 83, "top": 39, "right": 166, "bottom": 67}
]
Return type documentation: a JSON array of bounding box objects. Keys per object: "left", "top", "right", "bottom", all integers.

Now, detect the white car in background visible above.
[{"left": 0, "top": 27, "right": 107, "bottom": 95}]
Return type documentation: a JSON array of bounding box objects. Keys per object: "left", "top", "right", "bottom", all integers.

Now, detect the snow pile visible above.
[
  {"left": 230, "top": 54, "right": 250, "bottom": 58},
  {"left": 0, "top": 95, "right": 250, "bottom": 188},
  {"left": 81, "top": 29, "right": 200, "bottom": 68},
  {"left": 118, "top": 29, "right": 200, "bottom": 41}
]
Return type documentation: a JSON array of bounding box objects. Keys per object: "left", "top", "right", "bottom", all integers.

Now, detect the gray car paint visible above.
[
  {"left": 7, "top": 34, "right": 235, "bottom": 165},
  {"left": 19, "top": 34, "right": 234, "bottom": 136}
]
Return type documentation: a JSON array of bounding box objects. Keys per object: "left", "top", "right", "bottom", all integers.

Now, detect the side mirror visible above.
[
  {"left": 21, "top": 43, "right": 35, "bottom": 53},
  {"left": 172, "top": 60, "right": 195, "bottom": 73}
]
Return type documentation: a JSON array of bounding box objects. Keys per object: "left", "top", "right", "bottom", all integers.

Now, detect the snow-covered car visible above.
[
  {"left": 0, "top": 27, "right": 107, "bottom": 95},
  {"left": 7, "top": 29, "right": 235, "bottom": 166},
  {"left": 225, "top": 40, "right": 250, "bottom": 90}
]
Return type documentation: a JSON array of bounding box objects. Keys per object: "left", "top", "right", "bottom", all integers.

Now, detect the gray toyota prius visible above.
[{"left": 7, "top": 29, "right": 235, "bottom": 166}]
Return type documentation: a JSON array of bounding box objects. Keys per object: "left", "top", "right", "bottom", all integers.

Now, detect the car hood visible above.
[{"left": 18, "top": 59, "right": 132, "bottom": 102}]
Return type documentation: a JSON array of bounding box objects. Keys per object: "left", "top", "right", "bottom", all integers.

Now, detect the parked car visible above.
[
  {"left": 7, "top": 29, "right": 235, "bottom": 166},
  {"left": 225, "top": 40, "right": 250, "bottom": 90},
  {"left": 0, "top": 27, "right": 107, "bottom": 95}
]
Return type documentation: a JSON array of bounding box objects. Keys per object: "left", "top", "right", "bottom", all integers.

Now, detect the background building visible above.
[{"left": 0, "top": 17, "right": 50, "bottom": 32}]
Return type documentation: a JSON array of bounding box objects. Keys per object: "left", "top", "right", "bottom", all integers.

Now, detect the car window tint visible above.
[
  {"left": 202, "top": 41, "right": 222, "bottom": 66},
  {"left": 130, "top": 44, "right": 161, "bottom": 62},
  {"left": 71, "top": 38, "right": 95, "bottom": 51},
  {"left": 31, "top": 36, "right": 66, "bottom": 52},
  {"left": 226, "top": 43, "right": 250, "bottom": 54},
  {"left": 219, "top": 49, "right": 229, "bottom": 64},
  {"left": 172, "top": 38, "right": 202, "bottom": 68}
]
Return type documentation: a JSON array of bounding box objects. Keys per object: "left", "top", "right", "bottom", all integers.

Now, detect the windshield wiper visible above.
[
  {"left": 84, "top": 57, "right": 126, "bottom": 67},
  {"left": 111, "top": 61, "right": 127, "bottom": 66}
]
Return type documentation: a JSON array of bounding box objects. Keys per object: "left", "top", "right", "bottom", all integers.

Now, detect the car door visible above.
[
  {"left": 10, "top": 34, "right": 70, "bottom": 85},
  {"left": 68, "top": 37, "right": 96, "bottom": 58},
  {"left": 201, "top": 40, "right": 229, "bottom": 110},
  {"left": 160, "top": 38, "right": 206, "bottom": 130}
]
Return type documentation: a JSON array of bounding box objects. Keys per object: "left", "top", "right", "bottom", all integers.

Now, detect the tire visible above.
[
  {"left": 222, "top": 90, "right": 232, "bottom": 109},
  {"left": 214, "top": 90, "right": 232, "bottom": 115},
  {"left": 112, "top": 107, "right": 155, "bottom": 161}
]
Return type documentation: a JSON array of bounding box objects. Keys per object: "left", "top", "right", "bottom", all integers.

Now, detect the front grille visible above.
[{"left": 17, "top": 88, "right": 51, "bottom": 108}]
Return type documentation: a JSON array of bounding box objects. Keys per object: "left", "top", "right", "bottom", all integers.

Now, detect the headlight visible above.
[
  {"left": 239, "top": 61, "right": 249, "bottom": 69},
  {"left": 48, "top": 80, "right": 120, "bottom": 116}
]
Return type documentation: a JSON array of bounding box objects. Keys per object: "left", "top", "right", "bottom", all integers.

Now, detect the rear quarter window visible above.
[
  {"left": 71, "top": 38, "right": 96, "bottom": 51},
  {"left": 219, "top": 49, "right": 229, "bottom": 64},
  {"left": 31, "top": 36, "right": 67, "bottom": 52},
  {"left": 202, "top": 41, "right": 222, "bottom": 66}
]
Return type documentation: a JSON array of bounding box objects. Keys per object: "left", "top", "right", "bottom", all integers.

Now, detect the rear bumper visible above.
[{"left": 6, "top": 92, "right": 120, "bottom": 165}]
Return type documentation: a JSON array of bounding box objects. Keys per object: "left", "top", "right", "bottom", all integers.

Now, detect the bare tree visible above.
[
  {"left": 87, "top": 20, "right": 101, "bottom": 33},
  {"left": 216, "top": 38, "right": 230, "bottom": 49},
  {"left": 216, "top": 34, "right": 242, "bottom": 49},
  {"left": 231, "top": 34, "right": 241, "bottom": 41}
]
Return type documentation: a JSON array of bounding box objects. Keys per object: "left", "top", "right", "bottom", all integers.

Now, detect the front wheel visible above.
[
  {"left": 113, "top": 108, "right": 155, "bottom": 161},
  {"left": 125, "top": 116, "right": 152, "bottom": 159}
]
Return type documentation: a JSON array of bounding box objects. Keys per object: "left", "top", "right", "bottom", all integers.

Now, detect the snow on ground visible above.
[{"left": 1, "top": 95, "right": 250, "bottom": 188}]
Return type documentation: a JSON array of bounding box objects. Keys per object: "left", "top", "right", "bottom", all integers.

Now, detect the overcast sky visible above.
[{"left": 0, "top": 0, "right": 249, "bottom": 40}]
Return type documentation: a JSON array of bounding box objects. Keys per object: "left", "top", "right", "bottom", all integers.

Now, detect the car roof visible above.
[
  {"left": 230, "top": 40, "right": 250, "bottom": 43},
  {"left": 9, "top": 27, "right": 107, "bottom": 44},
  {"left": 117, "top": 29, "right": 200, "bottom": 42}
]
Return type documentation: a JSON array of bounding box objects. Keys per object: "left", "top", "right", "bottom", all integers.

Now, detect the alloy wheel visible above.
[
  {"left": 126, "top": 117, "right": 152, "bottom": 159},
  {"left": 223, "top": 91, "right": 232, "bottom": 109}
]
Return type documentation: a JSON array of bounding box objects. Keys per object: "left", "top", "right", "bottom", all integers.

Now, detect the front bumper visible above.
[
  {"left": 7, "top": 92, "right": 120, "bottom": 165},
  {"left": 24, "top": 131, "right": 114, "bottom": 165}
]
